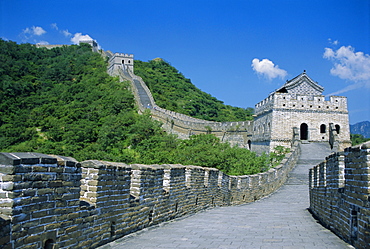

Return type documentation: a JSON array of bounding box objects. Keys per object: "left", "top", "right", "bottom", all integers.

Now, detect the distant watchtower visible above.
[
  {"left": 79, "top": 39, "right": 99, "bottom": 53},
  {"left": 108, "top": 53, "right": 134, "bottom": 73},
  {"left": 252, "top": 71, "right": 351, "bottom": 154}
]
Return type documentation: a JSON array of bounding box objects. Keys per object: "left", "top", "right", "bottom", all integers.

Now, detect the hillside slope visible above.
[
  {"left": 134, "top": 59, "right": 254, "bottom": 122},
  {"left": 0, "top": 39, "right": 141, "bottom": 161},
  {"left": 0, "top": 39, "right": 284, "bottom": 175}
]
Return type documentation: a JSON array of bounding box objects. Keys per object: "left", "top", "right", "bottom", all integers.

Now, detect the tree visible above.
[{"left": 351, "top": 134, "right": 370, "bottom": 146}]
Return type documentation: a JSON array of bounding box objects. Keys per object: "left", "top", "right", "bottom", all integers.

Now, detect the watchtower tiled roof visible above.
[{"left": 276, "top": 71, "right": 324, "bottom": 95}]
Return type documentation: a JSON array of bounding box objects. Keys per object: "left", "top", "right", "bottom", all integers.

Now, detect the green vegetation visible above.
[
  {"left": 134, "top": 59, "right": 254, "bottom": 122},
  {"left": 0, "top": 39, "right": 285, "bottom": 176},
  {"left": 133, "top": 130, "right": 288, "bottom": 175},
  {"left": 350, "top": 134, "right": 370, "bottom": 146}
]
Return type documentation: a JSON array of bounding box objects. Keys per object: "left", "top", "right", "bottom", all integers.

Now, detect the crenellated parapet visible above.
[
  {"left": 0, "top": 143, "right": 300, "bottom": 248},
  {"left": 309, "top": 141, "right": 370, "bottom": 249},
  {"left": 255, "top": 93, "right": 348, "bottom": 116}
]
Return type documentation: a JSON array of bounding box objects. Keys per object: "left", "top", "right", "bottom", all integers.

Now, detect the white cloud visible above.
[
  {"left": 71, "top": 33, "right": 93, "bottom": 44},
  {"left": 328, "top": 38, "right": 339, "bottom": 46},
  {"left": 251, "top": 58, "right": 287, "bottom": 80},
  {"left": 324, "top": 46, "right": 370, "bottom": 82},
  {"left": 324, "top": 45, "right": 370, "bottom": 95},
  {"left": 51, "top": 23, "right": 58, "bottom": 30},
  {"left": 20, "top": 26, "right": 47, "bottom": 42},
  {"left": 62, "top": 29, "right": 72, "bottom": 37},
  {"left": 326, "top": 82, "right": 366, "bottom": 96},
  {"left": 23, "top": 26, "right": 46, "bottom": 36}
]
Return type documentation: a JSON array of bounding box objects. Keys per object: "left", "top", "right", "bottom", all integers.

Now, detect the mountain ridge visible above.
[{"left": 350, "top": 121, "right": 370, "bottom": 138}]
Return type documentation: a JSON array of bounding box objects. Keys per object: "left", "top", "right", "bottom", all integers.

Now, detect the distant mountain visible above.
[{"left": 350, "top": 121, "right": 370, "bottom": 138}]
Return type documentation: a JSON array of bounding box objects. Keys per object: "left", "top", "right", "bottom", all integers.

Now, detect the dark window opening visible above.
[
  {"left": 122, "top": 59, "right": 124, "bottom": 64},
  {"left": 277, "top": 87, "right": 288, "bottom": 93},
  {"left": 320, "top": 124, "right": 326, "bottom": 133},
  {"left": 300, "top": 123, "right": 308, "bottom": 140},
  {"left": 110, "top": 221, "right": 116, "bottom": 237},
  {"left": 44, "top": 239, "right": 55, "bottom": 249},
  {"left": 335, "top": 124, "right": 340, "bottom": 134},
  {"left": 351, "top": 209, "right": 358, "bottom": 241}
]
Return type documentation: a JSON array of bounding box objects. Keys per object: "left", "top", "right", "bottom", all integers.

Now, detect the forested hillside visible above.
[
  {"left": 134, "top": 58, "right": 254, "bottom": 122},
  {"left": 0, "top": 39, "right": 284, "bottom": 175}
]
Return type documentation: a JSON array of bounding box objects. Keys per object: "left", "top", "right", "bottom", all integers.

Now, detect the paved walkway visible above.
[{"left": 100, "top": 143, "right": 353, "bottom": 249}]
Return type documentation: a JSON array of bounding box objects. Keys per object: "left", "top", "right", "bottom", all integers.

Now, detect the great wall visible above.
[
  {"left": 309, "top": 142, "right": 370, "bottom": 248},
  {"left": 0, "top": 40, "right": 369, "bottom": 248}
]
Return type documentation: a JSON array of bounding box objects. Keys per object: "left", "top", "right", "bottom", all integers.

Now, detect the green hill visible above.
[
  {"left": 134, "top": 59, "right": 254, "bottom": 122},
  {"left": 0, "top": 39, "right": 141, "bottom": 161},
  {"left": 0, "top": 39, "right": 283, "bottom": 175}
]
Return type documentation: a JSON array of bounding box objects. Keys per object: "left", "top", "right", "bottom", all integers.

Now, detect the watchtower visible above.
[
  {"left": 252, "top": 71, "right": 351, "bottom": 154},
  {"left": 108, "top": 53, "right": 134, "bottom": 73},
  {"left": 79, "top": 39, "right": 99, "bottom": 53}
]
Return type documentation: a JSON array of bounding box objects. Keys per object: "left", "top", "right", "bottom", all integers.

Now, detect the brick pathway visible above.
[{"left": 99, "top": 144, "right": 353, "bottom": 249}]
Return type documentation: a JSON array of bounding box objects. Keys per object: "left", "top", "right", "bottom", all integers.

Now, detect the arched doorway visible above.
[{"left": 300, "top": 123, "right": 308, "bottom": 140}]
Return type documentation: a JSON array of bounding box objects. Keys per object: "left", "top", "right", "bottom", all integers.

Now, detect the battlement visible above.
[
  {"left": 255, "top": 93, "right": 348, "bottom": 115},
  {"left": 0, "top": 146, "right": 300, "bottom": 248},
  {"left": 114, "top": 53, "right": 134, "bottom": 58},
  {"left": 309, "top": 141, "right": 370, "bottom": 248}
]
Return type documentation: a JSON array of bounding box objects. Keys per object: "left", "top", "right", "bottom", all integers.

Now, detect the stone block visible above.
[
  {"left": 0, "top": 235, "right": 10, "bottom": 245},
  {"left": 0, "top": 200, "right": 13, "bottom": 208},
  {"left": 0, "top": 182, "right": 14, "bottom": 191},
  {"left": 23, "top": 234, "right": 41, "bottom": 244}
]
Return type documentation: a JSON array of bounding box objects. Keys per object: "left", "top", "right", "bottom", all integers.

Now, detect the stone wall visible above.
[
  {"left": 309, "top": 141, "right": 370, "bottom": 249},
  {"left": 111, "top": 64, "right": 254, "bottom": 147},
  {"left": 0, "top": 144, "right": 300, "bottom": 248}
]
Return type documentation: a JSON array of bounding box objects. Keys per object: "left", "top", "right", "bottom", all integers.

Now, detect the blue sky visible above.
[{"left": 1, "top": 0, "right": 369, "bottom": 124}]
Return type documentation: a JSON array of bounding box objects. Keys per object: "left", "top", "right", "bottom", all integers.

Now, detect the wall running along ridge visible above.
[
  {"left": 0, "top": 143, "right": 300, "bottom": 249},
  {"left": 109, "top": 57, "right": 254, "bottom": 148},
  {"left": 309, "top": 141, "right": 370, "bottom": 249}
]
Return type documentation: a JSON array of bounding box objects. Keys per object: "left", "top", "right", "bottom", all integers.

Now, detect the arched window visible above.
[
  {"left": 300, "top": 123, "right": 308, "bottom": 140},
  {"left": 122, "top": 59, "right": 125, "bottom": 64},
  {"left": 335, "top": 124, "right": 340, "bottom": 134},
  {"left": 247, "top": 140, "right": 252, "bottom": 150},
  {"left": 320, "top": 124, "right": 326, "bottom": 133}
]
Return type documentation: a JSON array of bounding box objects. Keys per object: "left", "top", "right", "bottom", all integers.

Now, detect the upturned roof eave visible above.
[{"left": 275, "top": 72, "right": 324, "bottom": 94}]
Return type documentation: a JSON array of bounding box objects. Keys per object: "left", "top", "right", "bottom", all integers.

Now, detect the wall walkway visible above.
[{"left": 98, "top": 143, "right": 352, "bottom": 249}]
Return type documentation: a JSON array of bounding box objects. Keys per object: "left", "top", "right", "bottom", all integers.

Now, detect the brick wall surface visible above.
[
  {"left": 309, "top": 141, "right": 370, "bottom": 249},
  {"left": 0, "top": 144, "right": 300, "bottom": 248}
]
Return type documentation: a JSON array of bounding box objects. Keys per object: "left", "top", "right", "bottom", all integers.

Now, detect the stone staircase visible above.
[
  {"left": 132, "top": 78, "right": 152, "bottom": 108},
  {"left": 287, "top": 142, "right": 333, "bottom": 185}
]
